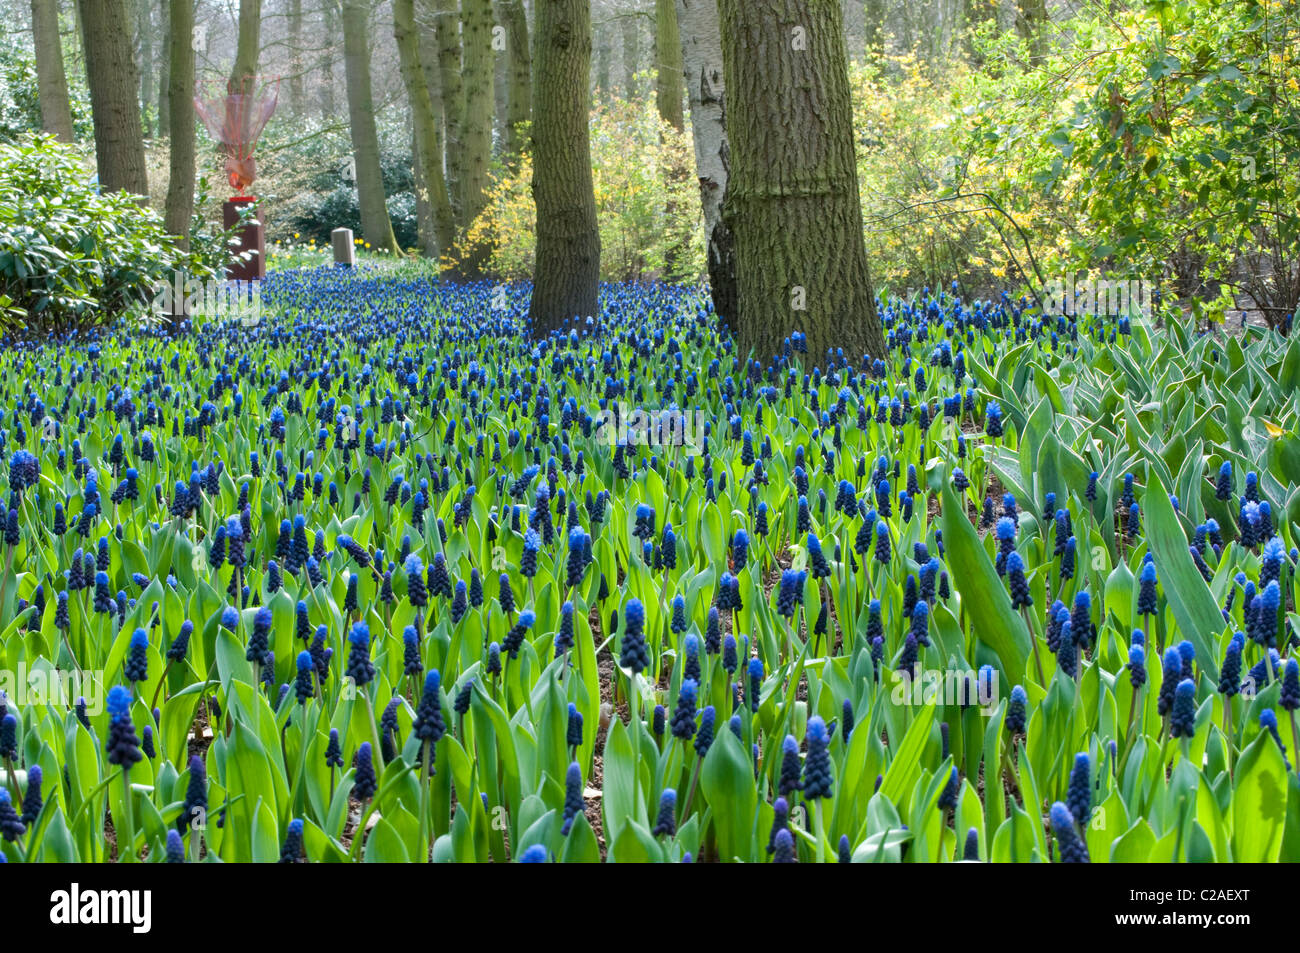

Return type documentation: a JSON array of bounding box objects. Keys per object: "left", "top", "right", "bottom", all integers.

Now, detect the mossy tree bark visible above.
[
  {"left": 136, "top": 0, "right": 154, "bottom": 137},
  {"left": 164, "top": 0, "right": 196, "bottom": 246},
  {"left": 395, "top": 0, "right": 456, "bottom": 261},
  {"left": 78, "top": 0, "right": 149, "bottom": 197},
  {"left": 460, "top": 0, "right": 495, "bottom": 236},
  {"left": 717, "top": 0, "right": 886, "bottom": 365},
  {"left": 528, "top": 0, "right": 600, "bottom": 337},
  {"left": 500, "top": 0, "right": 531, "bottom": 162},
  {"left": 31, "top": 0, "right": 75, "bottom": 142},
  {"left": 342, "top": 0, "right": 402, "bottom": 254},
  {"left": 228, "top": 0, "right": 261, "bottom": 93},
  {"left": 433, "top": 0, "right": 465, "bottom": 224},
  {"left": 158, "top": 0, "right": 171, "bottom": 138},
  {"left": 654, "top": 0, "right": 683, "bottom": 131}
]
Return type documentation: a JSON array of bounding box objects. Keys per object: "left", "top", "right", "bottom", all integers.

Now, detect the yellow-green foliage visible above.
[{"left": 451, "top": 99, "right": 704, "bottom": 283}]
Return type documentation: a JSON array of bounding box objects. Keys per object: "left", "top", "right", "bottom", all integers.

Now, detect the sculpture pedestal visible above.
[{"left": 223, "top": 197, "right": 265, "bottom": 281}]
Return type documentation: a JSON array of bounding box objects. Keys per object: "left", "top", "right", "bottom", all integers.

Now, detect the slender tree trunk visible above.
[
  {"left": 500, "top": 0, "right": 531, "bottom": 160},
  {"left": 1015, "top": 0, "right": 1048, "bottom": 63},
  {"left": 529, "top": 0, "right": 600, "bottom": 335},
  {"left": 157, "top": 0, "right": 171, "bottom": 138},
  {"left": 863, "top": 0, "right": 884, "bottom": 59},
  {"left": 289, "top": 0, "right": 304, "bottom": 116},
  {"left": 321, "top": 0, "right": 338, "bottom": 117},
  {"left": 595, "top": 18, "right": 611, "bottom": 103},
  {"left": 434, "top": 0, "right": 465, "bottom": 223},
  {"left": 342, "top": 0, "right": 402, "bottom": 253},
  {"left": 395, "top": 0, "right": 456, "bottom": 260},
  {"left": 164, "top": 0, "right": 195, "bottom": 246},
  {"left": 460, "top": 0, "right": 495, "bottom": 233},
  {"left": 717, "top": 0, "right": 885, "bottom": 363},
  {"left": 654, "top": 0, "right": 683, "bottom": 130},
  {"left": 676, "top": 0, "right": 734, "bottom": 328},
  {"left": 137, "top": 0, "right": 154, "bottom": 136},
  {"left": 31, "top": 0, "right": 75, "bottom": 142},
  {"left": 621, "top": 4, "right": 639, "bottom": 98},
  {"left": 229, "top": 0, "right": 261, "bottom": 93},
  {"left": 79, "top": 0, "right": 149, "bottom": 197}
]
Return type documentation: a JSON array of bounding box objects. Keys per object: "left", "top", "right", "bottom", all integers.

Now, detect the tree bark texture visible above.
[
  {"left": 342, "top": 0, "right": 402, "bottom": 253},
  {"left": 79, "top": 0, "right": 150, "bottom": 197},
  {"left": 31, "top": 0, "right": 75, "bottom": 142}
]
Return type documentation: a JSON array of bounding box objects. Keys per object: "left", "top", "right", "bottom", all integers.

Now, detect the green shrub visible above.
[{"left": 0, "top": 137, "right": 237, "bottom": 336}]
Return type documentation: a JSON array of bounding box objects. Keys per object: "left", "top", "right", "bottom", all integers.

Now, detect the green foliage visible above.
[{"left": 0, "top": 137, "right": 235, "bottom": 335}]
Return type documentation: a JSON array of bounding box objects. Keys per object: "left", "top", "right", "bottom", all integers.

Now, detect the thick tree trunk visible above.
[
  {"left": 79, "top": 0, "right": 149, "bottom": 197},
  {"left": 460, "top": 0, "right": 495, "bottom": 233},
  {"left": 676, "top": 0, "right": 735, "bottom": 328},
  {"left": 31, "top": 0, "right": 75, "bottom": 142},
  {"left": 137, "top": 0, "right": 154, "bottom": 136},
  {"left": 529, "top": 0, "right": 600, "bottom": 336},
  {"left": 434, "top": 0, "right": 465, "bottom": 223},
  {"left": 717, "top": 0, "right": 885, "bottom": 364},
  {"left": 164, "top": 0, "right": 195, "bottom": 246},
  {"left": 654, "top": 0, "right": 682, "bottom": 130},
  {"left": 157, "top": 0, "right": 171, "bottom": 138},
  {"left": 500, "top": 0, "right": 531, "bottom": 160},
  {"left": 620, "top": 5, "right": 639, "bottom": 98},
  {"left": 342, "top": 0, "right": 402, "bottom": 253},
  {"left": 395, "top": 0, "right": 456, "bottom": 260}
]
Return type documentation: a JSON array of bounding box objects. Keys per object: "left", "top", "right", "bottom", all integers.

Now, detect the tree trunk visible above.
[
  {"left": 164, "top": 0, "right": 195, "bottom": 246},
  {"left": 434, "top": 0, "right": 465, "bottom": 224},
  {"left": 137, "top": 0, "right": 154, "bottom": 136},
  {"left": 289, "top": 0, "right": 304, "bottom": 116},
  {"left": 529, "top": 0, "right": 600, "bottom": 335},
  {"left": 717, "top": 0, "right": 885, "bottom": 363},
  {"left": 229, "top": 0, "right": 261, "bottom": 93},
  {"left": 395, "top": 0, "right": 456, "bottom": 260},
  {"left": 863, "top": 0, "right": 884, "bottom": 58},
  {"left": 342, "top": 0, "right": 402, "bottom": 253},
  {"left": 157, "top": 0, "right": 171, "bottom": 138},
  {"left": 594, "top": 18, "right": 611, "bottom": 103},
  {"left": 79, "top": 0, "right": 149, "bottom": 197},
  {"left": 460, "top": 0, "right": 495, "bottom": 233},
  {"left": 620, "top": 4, "right": 639, "bottom": 98},
  {"left": 1015, "top": 0, "right": 1048, "bottom": 63},
  {"left": 500, "top": 0, "right": 531, "bottom": 160},
  {"left": 676, "top": 0, "right": 735, "bottom": 328},
  {"left": 321, "top": 0, "right": 337, "bottom": 116},
  {"left": 654, "top": 0, "right": 682, "bottom": 130},
  {"left": 31, "top": 0, "right": 75, "bottom": 142}
]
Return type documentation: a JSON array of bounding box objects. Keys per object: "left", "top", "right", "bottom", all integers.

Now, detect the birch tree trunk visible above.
[
  {"left": 676, "top": 0, "right": 735, "bottom": 328},
  {"left": 717, "top": 0, "right": 885, "bottom": 362}
]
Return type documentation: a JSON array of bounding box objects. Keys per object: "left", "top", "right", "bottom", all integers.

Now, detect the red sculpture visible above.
[{"left": 195, "top": 76, "right": 279, "bottom": 195}]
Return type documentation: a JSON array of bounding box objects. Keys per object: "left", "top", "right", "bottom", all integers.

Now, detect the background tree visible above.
[
  {"left": 394, "top": 0, "right": 455, "bottom": 259},
  {"left": 459, "top": 0, "right": 495, "bottom": 234},
  {"left": 341, "top": 0, "right": 401, "bottom": 253},
  {"left": 229, "top": 0, "right": 262, "bottom": 92},
  {"left": 164, "top": 0, "right": 195, "bottom": 244},
  {"left": 30, "top": 0, "right": 75, "bottom": 142},
  {"left": 433, "top": 0, "right": 465, "bottom": 223},
  {"left": 717, "top": 0, "right": 885, "bottom": 362},
  {"left": 78, "top": 0, "right": 149, "bottom": 196},
  {"left": 500, "top": 0, "right": 531, "bottom": 161},
  {"left": 529, "top": 0, "right": 600, "bottom": 335}
]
